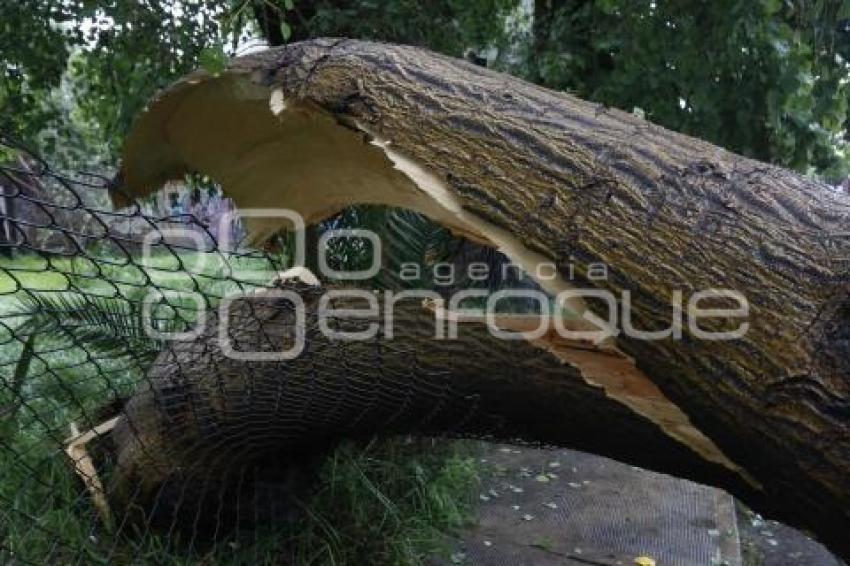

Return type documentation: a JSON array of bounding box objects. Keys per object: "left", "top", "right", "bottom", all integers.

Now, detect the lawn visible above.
[{"left": 0, "top": 251, "right": 280, "bottom": 305}]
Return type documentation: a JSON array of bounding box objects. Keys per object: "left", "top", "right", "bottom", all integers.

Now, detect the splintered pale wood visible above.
[{"left": 65, "top": 416, "right": 120, "bottom": 528}]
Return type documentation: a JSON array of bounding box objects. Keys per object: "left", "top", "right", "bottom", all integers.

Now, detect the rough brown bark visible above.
[
  {"left": 116, "top": 39, "right": 850, "bottom": 557},
  {"left": 110, "top": 283, "right": 755, "bottom": 532}
]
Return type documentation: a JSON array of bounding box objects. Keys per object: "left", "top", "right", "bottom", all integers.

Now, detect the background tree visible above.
[
  {"left": 521, "top": 0, "right": 850, "bottom": 178},
  {"left": 3, "top": 1, "right": 848, "bottom": 177},
  {"left": 1, "top": 1, "right": 517, "bottom": 163}
]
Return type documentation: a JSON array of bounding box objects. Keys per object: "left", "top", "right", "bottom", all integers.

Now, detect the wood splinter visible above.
[{"left": 64, "top": 416, "right": 120, "bottom": 528}]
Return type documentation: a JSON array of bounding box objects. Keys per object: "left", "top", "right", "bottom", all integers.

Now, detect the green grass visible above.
[
  {"left": 280, "top": 439, "right": 479, "bottom": 565},
  {"left": 0, "top": 253, "right": 481, "bottom": 565},
  {"left": 0, "top": 251, "right": 281, "bottom": 304},
  {"left": 0, "top": 435, "right": 480, "bottom": 565}
]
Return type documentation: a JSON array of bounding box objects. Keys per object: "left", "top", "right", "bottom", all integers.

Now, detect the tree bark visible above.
[
  {"left": 110, "top": 283, "right": 756, "bottom": 533},
  {"left": 116, "top": 39, "right": 850, "bottom": 557}
]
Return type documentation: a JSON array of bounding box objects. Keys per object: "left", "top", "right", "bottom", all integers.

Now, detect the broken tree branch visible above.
[{"left": 115, "top": 39, "right": 850, "bottom": 558}]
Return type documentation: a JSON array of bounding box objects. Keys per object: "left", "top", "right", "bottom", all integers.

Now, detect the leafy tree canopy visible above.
[
  {"left": 523, "top": 0, "right": 850, "bottom": 178},
  {"left": 2, "top": 0, "right": 849, "bottom": 178}
]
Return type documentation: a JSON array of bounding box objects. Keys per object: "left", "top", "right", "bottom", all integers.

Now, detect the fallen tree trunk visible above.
[
  {"left": 110, "top": 282, "right": 757, "bottom": 534},
  {"left": 116, "top": 39, "right": 850, "bottom": 557}
]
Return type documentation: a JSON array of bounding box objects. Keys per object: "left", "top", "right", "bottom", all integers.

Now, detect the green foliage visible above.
[
  {"left": 199, "top": 45, "right": 230, "bottom": 76},
  {"left": 3, "top": 0, "right": 849, "bottom": 176},
  {"left": 0, "top": 1, "right": 73, "bottom": 147},
  {"left": 300, "top": 0, "right": 519, "bottom": 56},
  {"left": 0, "top": 332, "right": 35, "bottom": 440},
  {"left": 378, "top": 208, "right": 457, "bottom": 289},
  {"left": 14, "top": 289, "right": 175, "bottom": 362},
  {"left": 1, "top": 1, "right": 226, "bottom": 161},
  {"left": 66, "top": 1, "right": 226, "bottom": 159},
  {"left": 323, "top": 206, "right": 458, "bottom": 289},
  {"left": 1, "top": 0, "right": 516, "bottom": 162},
  {"left": 0, "top": 433, "right": 477, "bottom": 564},
  {"left": 279, "top": 438, "right": 479, "bottom": 565},
  {"left": 511, "top": 0, "right": 850, "bottom": 178}
]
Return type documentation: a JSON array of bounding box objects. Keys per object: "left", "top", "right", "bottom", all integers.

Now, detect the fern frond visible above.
[{"left": 12, "top": 287, "right": 185, "bottom": 360}]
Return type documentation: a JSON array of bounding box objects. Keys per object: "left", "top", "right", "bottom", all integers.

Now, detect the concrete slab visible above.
[{"left": 437, "top": 445, "right": 741, "bottom": 566}]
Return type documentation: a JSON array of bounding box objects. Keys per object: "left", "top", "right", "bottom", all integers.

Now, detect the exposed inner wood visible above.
[{"left": 64, "top": 416, "right": 120, "bottom": 527}]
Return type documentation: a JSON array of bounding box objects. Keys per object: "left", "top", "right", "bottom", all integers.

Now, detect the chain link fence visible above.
[
  {"left": 0, "top": 134, "right": 501, "bottom": 564},
  {"left": 0, "top": 134, "right": 300, "bottom": 562}
]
